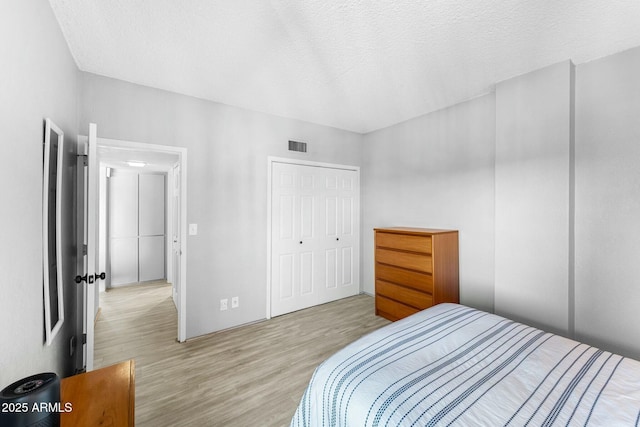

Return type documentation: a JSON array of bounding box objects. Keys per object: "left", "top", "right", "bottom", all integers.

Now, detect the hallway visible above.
[{"left": 94, "top": 281, "right": 175, "bottom": 369}]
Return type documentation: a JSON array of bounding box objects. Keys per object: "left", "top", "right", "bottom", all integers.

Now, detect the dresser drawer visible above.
[
  {"left": 376, "top": 248, "right": 432, "bottom": 274},
  {"left": 375, "top": 263, "right": 433, "bottom": 293},
  {"left": 376, "top": 232, "right": 432, "bottom": 254},
  {"left": 376, "top": 280, "right": 433, "bottom": 310},
  {"left": 375, "top": 295, "right": 420, "bottom": 321}
]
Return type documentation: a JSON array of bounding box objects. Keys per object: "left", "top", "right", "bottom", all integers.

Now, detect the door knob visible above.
[{"left": 74, "top": 272, "right": 106, "bottom": 284}]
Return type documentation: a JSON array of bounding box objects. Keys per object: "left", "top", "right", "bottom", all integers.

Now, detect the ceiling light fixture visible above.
[{"left": 126, "top": 161, "right": 146, "bottom": 168}]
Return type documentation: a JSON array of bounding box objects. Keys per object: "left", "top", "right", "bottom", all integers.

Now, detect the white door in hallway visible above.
[
  {"left": 171, "top": 164, "right": 181, "bottom": 309},
  {"left": 80, "top": 123, "right": 100, "bottom": 372},
  {"left": 270, "top": 161, "right": 359, "bottom": 317}
]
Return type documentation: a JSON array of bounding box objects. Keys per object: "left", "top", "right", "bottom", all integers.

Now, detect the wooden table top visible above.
[{"left": 60, "top": 360, "right": 135, "bottom": 427}]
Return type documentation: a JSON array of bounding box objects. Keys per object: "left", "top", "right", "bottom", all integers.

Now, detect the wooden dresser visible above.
[
  {"left": 374, "top": 227, "right": 459, "bottom": 321},
  {"left": 61, "top": 360, "right": 135, "bottom": 426}
]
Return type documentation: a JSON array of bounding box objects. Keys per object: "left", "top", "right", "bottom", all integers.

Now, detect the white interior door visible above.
[
  {"left": 171, "top": 164, "right": 181, "bottom": 308},
  {"left": 319, "top": 167, "right": 359, "bottom": 304},
  {"left": 82, "top": 123, "right": 100, "bottom": 372},
  {"left": 270, "top": 161, "right": 359, "bottom": 317}
]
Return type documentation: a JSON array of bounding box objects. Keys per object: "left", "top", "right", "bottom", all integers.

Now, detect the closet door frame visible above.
[{"left": 266, "top": 156, "right": 361, "bottom": 319}]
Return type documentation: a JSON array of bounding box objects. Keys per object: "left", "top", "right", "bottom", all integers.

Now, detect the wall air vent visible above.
[{"left": 288, "top": 140, "right": 307, "bottom": 153}]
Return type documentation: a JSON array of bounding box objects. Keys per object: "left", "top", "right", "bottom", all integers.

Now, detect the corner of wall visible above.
[
  {"left": 494, "top": 60, "right": 575, "bottom": 336},
  {"left": 568, "top": 61, "right": 576, "bottom": 338}
]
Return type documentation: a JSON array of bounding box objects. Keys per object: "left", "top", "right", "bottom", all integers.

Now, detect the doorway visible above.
[
  {"left": 267, "top": 157, "right": 361, "bottom": 318},
  {"left": 95, "top": 137, "right": 188, "bottom": 343}
]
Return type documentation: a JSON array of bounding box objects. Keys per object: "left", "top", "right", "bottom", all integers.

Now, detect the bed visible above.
[{"left": 291, "top": 303, "right": 640, "bottom": 426}]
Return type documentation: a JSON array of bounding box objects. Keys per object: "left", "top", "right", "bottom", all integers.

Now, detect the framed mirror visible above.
[{"left": 43, "top": 118, "right": 64, "bottom": 345}]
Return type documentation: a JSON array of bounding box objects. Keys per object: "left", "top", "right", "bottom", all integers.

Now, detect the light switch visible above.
[{"left": 189, "top": 223, "right": 198, "bottom": 235}]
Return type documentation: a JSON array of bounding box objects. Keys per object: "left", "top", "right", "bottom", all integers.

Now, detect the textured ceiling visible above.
[{"left": 49, "top": 0, "right": 640, "bottom": 133}]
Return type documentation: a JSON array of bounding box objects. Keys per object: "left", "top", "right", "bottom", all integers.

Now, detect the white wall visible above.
[
  {"left": 494, "top": 61, "right": 575, "bottom": 336},
  {"left": 77, "top": 72, "right": 364, "bottom": 338},
  {"left": 0, "top": 0, "right": 79, "bottom": 386},
  {"left": 361, "top": 95, "right": 496, "bottom": 312},
  {"left": 574, "top": 46, "right": 640, "bottom": 358},
  {"left": 361, "top": 51, "right": 640, "bottom": 359}
]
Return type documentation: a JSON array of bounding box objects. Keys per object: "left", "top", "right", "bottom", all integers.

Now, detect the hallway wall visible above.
[{"left": 0, "top": 0, "right": 80, "bottom": 385}]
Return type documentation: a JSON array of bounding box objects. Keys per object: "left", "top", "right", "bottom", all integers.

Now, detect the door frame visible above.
[
  {"left": 168, "top": 163, "right": 181, "bottom": 307},
  {"left": 266, "top": 156, "right": 361, "bottom": 319},
  {"left": 96, "top": 137, "right": 189, "bottom": 342}
]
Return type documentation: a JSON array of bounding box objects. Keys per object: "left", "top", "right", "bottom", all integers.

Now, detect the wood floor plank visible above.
[{"left": 94, "top": 282, "right": 390, "bottom": 426}]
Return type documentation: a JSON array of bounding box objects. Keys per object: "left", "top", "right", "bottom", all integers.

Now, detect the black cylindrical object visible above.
[{"left": 0, "top": 372, "right": 60, "bottom": 427}]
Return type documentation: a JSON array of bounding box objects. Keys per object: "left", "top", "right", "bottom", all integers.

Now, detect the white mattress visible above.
[{"left": 291, "top": 303, "right": 640, "bottom": 426}]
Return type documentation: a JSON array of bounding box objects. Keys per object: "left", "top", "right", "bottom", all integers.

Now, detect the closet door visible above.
[
  {"left": 139, "top": 174, "right": 165, "bottom": 281},
  {"left": 270, "top": 162, "right": 359, "bottom": 317},
  {"left": 139, "top": 236, "right": 165, "bottom": 281},
  {"left": 320, "top": 167, "right": 358, "bottom": 304},
  {"left": 270, "top": 163, "right": 318, "bottom": 316},
  {"left": 109, "top": 172, "right": 166, "bottom": 286},
  {"left": 109, "top": 172, "right": 139, "bottom": 286}
]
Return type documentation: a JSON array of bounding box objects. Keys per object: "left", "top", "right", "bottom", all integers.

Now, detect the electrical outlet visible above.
[
  {"left": 220, "top": 299, "right": 228, "bottom": 311},
  {"left": 231, "top": 296, "right": 239, "bottom": 308}
]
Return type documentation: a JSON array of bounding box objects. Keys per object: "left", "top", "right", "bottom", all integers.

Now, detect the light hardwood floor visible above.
[{"left": 94, "top": 282, "right": 390, "bottom": 426}]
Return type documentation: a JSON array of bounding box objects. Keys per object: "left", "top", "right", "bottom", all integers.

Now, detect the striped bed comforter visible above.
[{"left": 291, "top": 303, "right": 640, "bottom": 426}]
